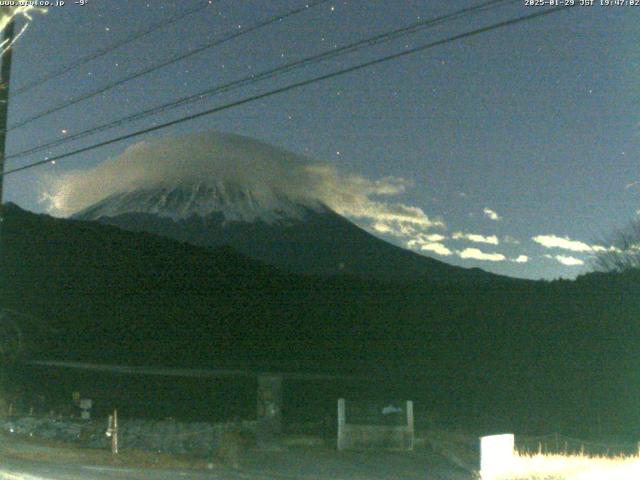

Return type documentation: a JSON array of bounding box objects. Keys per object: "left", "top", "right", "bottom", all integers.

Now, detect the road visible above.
[
  {"left": 0, "top": 453, "right": 474, "bottom": 480},
  {"left": 0, "top": 436, "right": 473, "bottom": 480},
  {"left": 0, "top": 459, "right": 212, "bottom": 479}
]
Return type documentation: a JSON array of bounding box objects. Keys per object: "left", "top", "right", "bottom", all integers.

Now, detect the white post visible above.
[
  {"left": 480, "top": 433, "right": 514, "bottom": 479},
  {"left": 337, "top": 398, "right": 346, "bottom": 451},
  {"left": 106, "top": 409, "right": 119, "bottom": 454},
  {"left": 112, "top": 409, "right": 118, "bottom": 454},
  {"left": 406, "top": 400, "right": 414, "bottom": 450}
]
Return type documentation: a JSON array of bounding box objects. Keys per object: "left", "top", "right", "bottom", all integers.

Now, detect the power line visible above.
[
  {"left": 7, "top": 0, "right": 514, "bottom": 160},
  {"left": 6, "top": 0, "right": 518, "bottom": 162},
  {"left": 12, "top": 1, "right": 215, "bottom": 97},
  {"left": 1, "top": 5, "right": 574, "bottom": 178},
  {"left": 6, "top": 0, "right": 331, "bottom": 132},
  {"left": 28, "top": 360, "right": 364, "bottom": 381}
]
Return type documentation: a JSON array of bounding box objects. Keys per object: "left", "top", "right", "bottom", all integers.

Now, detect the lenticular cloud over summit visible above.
[{"left": 42, "top": 131, "right": 439, "bottom": 231}]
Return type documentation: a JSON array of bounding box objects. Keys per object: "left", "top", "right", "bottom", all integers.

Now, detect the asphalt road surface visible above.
[
  {"left": 0, "top": 449, "right": 474, "bottom": 480},
  {"left": 0, "top": 430, "right": 475, "bottom": 480}
]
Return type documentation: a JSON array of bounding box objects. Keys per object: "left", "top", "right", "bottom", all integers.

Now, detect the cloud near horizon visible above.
[
  {"left": 406, "top": 237, "right": 531, "bottom": 264},
  {"left": 457, "top": 248, "right": 506, "bottom": 262},
  {"left": 452, "top": 232, "right": 499, "bottom": 245},
  {"left": 545, "top": 254, "right": 585, "bottom": 266},
  {"left": 411, "top": 241, "right": 453, "bottom": 257},
  {"left": 532, "top": 234, "right": 606, "bottom": 253},
  {"left": 405, "top": 233, "right": 453, "bottom": 256}
]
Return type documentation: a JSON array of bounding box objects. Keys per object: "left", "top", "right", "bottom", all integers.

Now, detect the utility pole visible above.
[
  {"left": 0, "top": 19, "right": 14, "bottom": 223},
  {"left": 0, "top": 21, "right": 14, "bottom": 414}
]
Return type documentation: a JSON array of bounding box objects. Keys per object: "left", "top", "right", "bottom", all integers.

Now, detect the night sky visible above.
[{"left": 2, "top": 0, "right": 639, "bottom": 280}]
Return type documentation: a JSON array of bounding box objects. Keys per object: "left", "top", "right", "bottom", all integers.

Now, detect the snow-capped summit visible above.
[
  {"left": 53, "top": 131, "right": 330, "bottom": 220},
  {"left": 76, "top": 181, "right": 326, "bottom": 224}
]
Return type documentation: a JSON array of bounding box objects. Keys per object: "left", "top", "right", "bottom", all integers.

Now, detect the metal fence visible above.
[{"left": 337, "top": 398, "right": 414, "bottom": 451}]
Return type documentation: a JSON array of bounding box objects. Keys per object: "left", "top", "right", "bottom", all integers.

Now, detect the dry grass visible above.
[
  {"left": 488, "top": 452, "right": 640, "bottom": 480},
  {"left": 422, "top": 430, "right": 640, "bottom": 480}
]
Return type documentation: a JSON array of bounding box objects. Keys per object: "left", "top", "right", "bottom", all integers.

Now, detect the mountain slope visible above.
[{"left": 74, "top": 185, "right": 500, "bottom": 284}]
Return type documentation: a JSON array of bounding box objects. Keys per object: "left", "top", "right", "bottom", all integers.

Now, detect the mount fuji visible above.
[{"left": 66, "top": 132, "right": 501, "bottom": 283}]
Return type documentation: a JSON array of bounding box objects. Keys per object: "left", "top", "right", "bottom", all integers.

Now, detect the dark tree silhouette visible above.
[{"left": 593, "top": 220, "right": 640, "bottom": 272}]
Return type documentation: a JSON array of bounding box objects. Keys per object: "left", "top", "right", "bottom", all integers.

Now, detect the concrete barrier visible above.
[{"left": 480, "top": 433, "right": 514, "bottom": 480}]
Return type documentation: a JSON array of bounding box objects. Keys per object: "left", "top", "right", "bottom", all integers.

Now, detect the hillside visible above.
[
  {"left": 1, "top": 203, "right": 639, "bottom": 434},
  {"left": 75, "top": 186, "right": 502, "bottom": 284}
]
